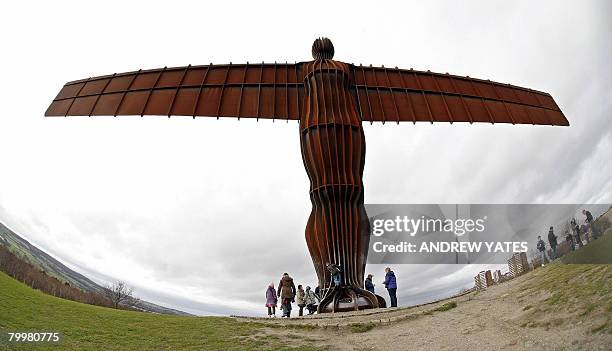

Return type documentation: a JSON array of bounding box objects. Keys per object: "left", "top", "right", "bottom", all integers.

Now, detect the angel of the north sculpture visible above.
[{"left": 46, "top": 37, "right": 568, "bottom": 313}]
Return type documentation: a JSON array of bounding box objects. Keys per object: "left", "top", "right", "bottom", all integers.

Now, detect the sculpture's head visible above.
[{"left": 312, "top": 37, "right": 334, "bottom": 60}]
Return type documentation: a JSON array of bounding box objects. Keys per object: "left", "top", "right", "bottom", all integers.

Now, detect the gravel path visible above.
[{"left": 234, "top": 265, "right": 612, "bottom": 350}]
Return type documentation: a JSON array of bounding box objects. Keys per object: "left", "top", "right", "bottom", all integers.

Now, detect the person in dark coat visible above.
[
  {"left": 326, "top": 263, "right": 342, "bottom": 287},
  {"left": 383, "top": 267, "right": 397, "bottom": 307},
  {"left": 364, "top": 274, "right": 375, "bottom": 294},
  {"left": 536, "top": 235, "right": 550, "bottom": 266},
  {"left": 573, "top": 221, "right": 583, "bottom": 247},
  {"left": 277, "top": 273, "right": 296, "bottom": 318},
  {"left": 547, "top": 226, "right": 558, "bottom": 259},
  {"left": 265, "top": 282, "right": 278, "bottom": 317},
  {"left": 582, "top": 210, "right": 597, "bottom": 241},
  {"left": 583, "top": 209, "right": 594, "bottom": 223}
]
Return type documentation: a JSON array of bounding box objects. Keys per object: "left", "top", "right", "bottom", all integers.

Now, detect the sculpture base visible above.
[{"left": 317, "top": 285, "right": 381, "bottom": 313}]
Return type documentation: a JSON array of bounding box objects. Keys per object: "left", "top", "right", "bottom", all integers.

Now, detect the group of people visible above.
[
  {"left": 365, "top": 267, "right": 398, "bottom": 307},
  {"left": 536, "top": 209, "right": 597, "bottom": 265},
  {"left": 265, "top": 267, "right": 400, "bottom": 318},
  {"left": 265, "top": 273, "right": 318, "bottom": 318}
]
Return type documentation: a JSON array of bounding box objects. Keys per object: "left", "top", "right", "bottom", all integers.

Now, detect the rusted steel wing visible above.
[
  {"left": 350, "top": 65, "right": 568, "bottom": 126},
  {"left": 45, "top": 63, "right": 304, "bottom": 121},
  {"left": 46, "top": 60, "right": 567, "bottom": 126}
]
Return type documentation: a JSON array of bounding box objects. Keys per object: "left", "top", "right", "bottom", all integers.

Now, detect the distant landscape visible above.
[{"left": 0, "top": 223, "right": 189, "bottom": 316}]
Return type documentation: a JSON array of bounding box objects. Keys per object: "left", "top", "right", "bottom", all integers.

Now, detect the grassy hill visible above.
[
  {"left": 2, "top": 261, "right": 611, "bottom": 350},
  {"left": 0, "top": 272, "right": 317, "bottom": 351}
]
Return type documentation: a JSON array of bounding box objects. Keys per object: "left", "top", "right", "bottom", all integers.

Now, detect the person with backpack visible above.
[
  {"left": 326, "top": 263, "right": 342, "bottom": 287},
  {"left": 277, "top": 273, "right": 296, "bottom": 318},
  {"left": 304, "top": 286, "right": 318, "bottom": 315},
  {"left": 383, "top": 267, "right": 398, "bottom": 307},
  {"left": 536, "top": 235, "right": 550, "bottom": 266},
  {"left": 547, "top": 226, "right": 558, "bottom": 259}
]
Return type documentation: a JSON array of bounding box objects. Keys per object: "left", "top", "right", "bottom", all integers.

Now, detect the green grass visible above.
[
  {"left": 0, "top": 272, "right": 321, "bottom": 350},
  {"left": 433, "top": 301, "right": 457, "bottom": 312},
  {"left": 349, "top": 323, "right": 374, "bottom": 333},
  {"left": 561, "top": 228, "right": 612, "bottom": 264},
  {"left": 515, "top": 263, "right": 612, "bottom": 334}
]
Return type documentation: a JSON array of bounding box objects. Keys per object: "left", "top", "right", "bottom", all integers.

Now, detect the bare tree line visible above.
[{"left": 0, "top": 245, "right": 139, "bottom": 311}]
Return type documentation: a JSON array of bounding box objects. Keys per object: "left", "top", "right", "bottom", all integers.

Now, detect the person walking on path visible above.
[
  {"left": 265, "top": 283, "right": 278, "bottom": 317},
  {"left": 365, "top": 274, "right": 375, "bottom": 294},
  {"left": 304, "top": 286, "right": 318, "bottom": 315},
  {"left": 296, "top": 285, "right": 306, "bottom": 316},
  {"left": 537, "top": 235, "right": 551, "bottom": 266},
  {"left": 277, "top": 273, "right": 296, "bottom": 318},
  {"left": 548, "top": 226, "right": 558, "bottom": 259},
  {"left": 383, "top": 267, "right": 398, "bottom": 307}
]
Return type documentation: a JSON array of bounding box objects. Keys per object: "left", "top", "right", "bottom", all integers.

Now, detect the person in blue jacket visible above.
[
  {"left": 364, "top": 273, "right": 375, "bottom": 294},
  {"left": 383, "top": 267, "right": 397, "bottom": 307}
]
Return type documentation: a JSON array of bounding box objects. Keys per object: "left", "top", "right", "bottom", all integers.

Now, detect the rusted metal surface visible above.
[
  {"left": 46, "top": 63, "right": 305, "bottom": 120},
  {"left": 45, "top": 43, "right": 568, "bottom": 127},
  {"left": 45, "top": 37, "right": 569, "bottom": 313},
  {"left": 351, "top": 66, "right": 567, "bottom": 125}
]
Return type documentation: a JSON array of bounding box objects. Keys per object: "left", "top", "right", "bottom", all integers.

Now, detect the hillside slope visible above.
[
  {"left": 0, "top": 272, "right": 317, "bottom": 351},
  {"left": 0, "top": 222, "right": 188, "bottom": 316},
  {"left": 2, "top": 263, "right": 610, "bottom": 350}
]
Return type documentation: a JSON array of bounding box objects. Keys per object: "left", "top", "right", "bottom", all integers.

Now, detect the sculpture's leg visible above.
[{"left": 301, "top": 124, "right": 379, "bottom": 312}]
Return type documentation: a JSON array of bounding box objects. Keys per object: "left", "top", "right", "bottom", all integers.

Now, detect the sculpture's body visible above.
[
  {"left": 301, "top": 56, "right": 378, "bottom": 311},
  {"left": 46, "top": 38, "right": 568, "bottom": 313}
]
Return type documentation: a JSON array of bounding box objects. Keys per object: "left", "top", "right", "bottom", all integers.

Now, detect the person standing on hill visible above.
[
  {"left": 296, "top": 284, "right": 306, "bottom": 316},
  {"left": 565, "top": 230, "right": 575, "bottom": 251},
  {"left": 265, "top": 283, "right": 278, "bottom": 318},
  {"left": 583, "top": 209, "right": 594, "bottom": 224},
  {"left": 573, "top": 220, "right": 584, "bottom": 247},
  {"left": 383, "top": 267, "right": 398, "bottom": 307},
  {"left": 277, "top": 273, "right": 296, "bottom": 318},
  {"left": 365, "top": 273, "right": 375, "bottom": 294},
  {"left": 548, "top": 226, "right": 558, "bottom": 259},
  {"left": 537, "top": 235, "right": 550, "bottom": 266},
  {"left": 583, "top": 209, "right": 598, "bottom": 239}
]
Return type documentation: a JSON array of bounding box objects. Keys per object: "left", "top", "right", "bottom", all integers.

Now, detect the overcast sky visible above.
[{"left": 0, "top": 0, "right": 610, "bottom": 316}]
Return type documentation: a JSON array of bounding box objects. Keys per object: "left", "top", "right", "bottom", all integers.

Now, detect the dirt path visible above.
[{"left": 235, "top": 265, "right": 612, "bottom": 350}]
